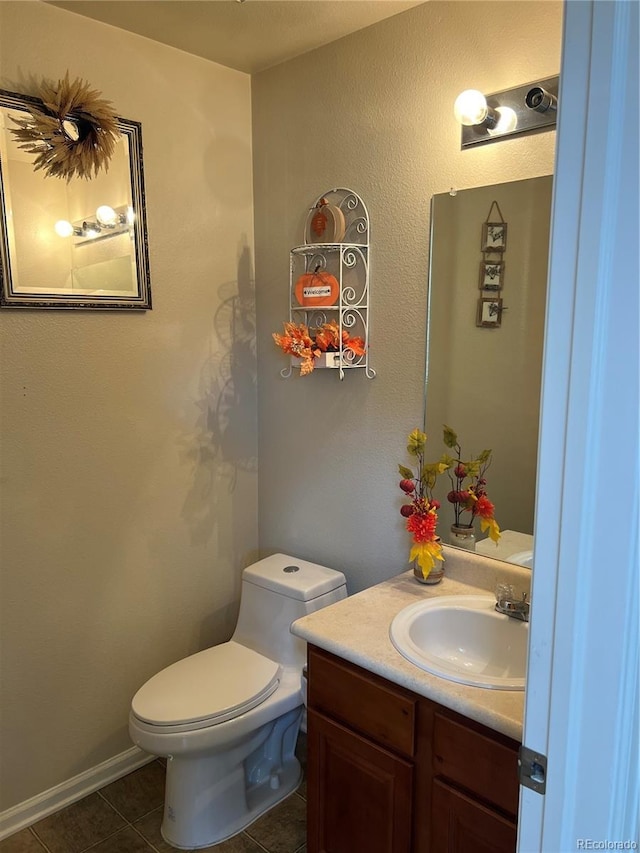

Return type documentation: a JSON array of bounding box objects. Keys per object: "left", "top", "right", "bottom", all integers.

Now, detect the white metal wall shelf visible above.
[{"left": 283, "top": 188, "right": 375, "bottom": 380}]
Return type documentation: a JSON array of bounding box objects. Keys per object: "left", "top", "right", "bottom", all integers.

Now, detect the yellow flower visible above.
[
  {"left": 409, "top": 540, "right": 444, "bottom": 579},
  {"left": 479, "top": 516, "right": 501, "bottom": 543}
]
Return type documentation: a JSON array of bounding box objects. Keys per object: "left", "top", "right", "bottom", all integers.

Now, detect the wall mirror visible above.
[
  {"left": 0, "top": 88, "right": 151, "bottom": 310},
  {"left": 425, "top": 175, "right": 553, "bottom": 563}
]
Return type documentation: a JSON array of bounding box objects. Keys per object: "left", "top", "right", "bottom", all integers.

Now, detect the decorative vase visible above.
[
  {"left": 449, "top": 524, "right": 476, "bottom": 551},
  {"left": 413, "top": 562, "right": 445, "bottom": 584},
  {"left": 412, "top": 538, "right": 445, "bottom": 584}
]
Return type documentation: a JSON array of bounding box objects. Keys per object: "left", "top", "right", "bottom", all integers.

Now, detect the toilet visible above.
[{"left": 129, "top": 554, "right": 347, "bottom": 850}]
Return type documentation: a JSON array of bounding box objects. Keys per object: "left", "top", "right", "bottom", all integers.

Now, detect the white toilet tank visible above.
[{"left": 232, "top": 554, "right": 347, "bottom": 667}]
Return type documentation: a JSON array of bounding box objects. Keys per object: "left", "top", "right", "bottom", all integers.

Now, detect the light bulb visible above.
[
  {"left": 489, "top": 107, "right": 518, "bottom": 135},
  {"left": 96, "top": 205, "right": 117, "bottom": 226},
  {"left": 126, "top": 206, "right": 135, "bottom": 225},
  {"left": 453, "top": 89, "right": 489, "bottom": 126},
  {"left": 54, "top": 219, "right": 74, "bottom": 238}
]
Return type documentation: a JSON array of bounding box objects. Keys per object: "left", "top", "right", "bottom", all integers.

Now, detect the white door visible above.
[{"left": 518, "top": 1, "right": 639, "bottom": 851}]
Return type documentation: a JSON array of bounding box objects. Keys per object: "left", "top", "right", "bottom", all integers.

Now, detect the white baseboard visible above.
[{"left": 0, "top": 746, "right": 156, "bottom": 841}]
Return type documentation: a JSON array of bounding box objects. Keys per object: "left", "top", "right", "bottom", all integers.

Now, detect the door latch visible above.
[{"left": 518, "top": 745, "right": 547, "bottom": 794}]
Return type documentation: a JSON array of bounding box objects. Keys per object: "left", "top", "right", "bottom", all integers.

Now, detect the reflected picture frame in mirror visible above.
[{"left": 0, "top": 88, "right": 151, "bottom": 310}]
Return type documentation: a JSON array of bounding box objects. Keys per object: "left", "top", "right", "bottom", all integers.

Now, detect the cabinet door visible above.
[
  {"left": 430, "top": 779, "right": 517, "bottom": 853},
  {"left": 432, "top": 711, "right": 519, "bottom": 816},
  {"left": 308, "top": 709, "right": 413, "bottom": 853}
]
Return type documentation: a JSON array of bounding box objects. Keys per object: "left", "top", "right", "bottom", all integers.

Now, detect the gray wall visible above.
[
  {"left": 253, "top": 0, "right": 561, "bottom": 593},
  {"left": 0, "top": 2, "right": 256, "bottom": 811}
]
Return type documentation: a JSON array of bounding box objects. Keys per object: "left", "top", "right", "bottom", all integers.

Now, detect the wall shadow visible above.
[{"left": 180, "top": 241, "right": 257, "bottom": 549}]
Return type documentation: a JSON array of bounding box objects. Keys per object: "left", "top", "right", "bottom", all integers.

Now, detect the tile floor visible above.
[{"left": 1, "top": 737, "right": 307, "bottom": 853}]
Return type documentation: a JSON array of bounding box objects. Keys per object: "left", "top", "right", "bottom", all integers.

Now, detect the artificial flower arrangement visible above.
[
  {"left": 272, "top": 319, "right": 366, "bottom": 376},
  {"left": 442, "top": 425, "right": 501, "bottom": 543},
  {"left": 398, "top": 428, "right": 449, "bottom": 579}
]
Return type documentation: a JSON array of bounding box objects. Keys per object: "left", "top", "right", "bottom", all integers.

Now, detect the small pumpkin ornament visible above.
[{"left": 294, "top": 265, "right": 339, "bottom": 307}]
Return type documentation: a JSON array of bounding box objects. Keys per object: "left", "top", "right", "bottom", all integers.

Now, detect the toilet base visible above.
[{"left": 160, "top": 708, "right": 302, "bottom": 849}]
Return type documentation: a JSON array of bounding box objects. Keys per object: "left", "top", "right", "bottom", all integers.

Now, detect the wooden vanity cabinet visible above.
[{"left": 306, "top": 645, "right": 520, "bottom": 853}]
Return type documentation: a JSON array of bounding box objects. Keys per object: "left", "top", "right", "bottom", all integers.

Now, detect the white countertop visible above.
[
  {"left": 476, "top": 529, "right": 534, "bottom": 563},
  {"left": 292, "top": 545, "right": 531, "bottom": 742}
]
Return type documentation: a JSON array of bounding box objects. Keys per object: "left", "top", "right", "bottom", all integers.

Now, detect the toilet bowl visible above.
[{"left": 129, "top": 554, "right": 347, "bottom": 850}]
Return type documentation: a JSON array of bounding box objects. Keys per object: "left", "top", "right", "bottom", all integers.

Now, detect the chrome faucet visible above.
[{"left": 495, "top": 587, "right": 530, "bottom": 622}]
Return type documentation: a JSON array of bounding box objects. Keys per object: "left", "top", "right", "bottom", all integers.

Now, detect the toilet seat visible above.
[{"left": 131, "top": 641, "right": 281, "bottom": 733}]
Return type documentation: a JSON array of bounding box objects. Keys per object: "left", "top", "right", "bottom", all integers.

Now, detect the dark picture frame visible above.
[
  {"left": 0, "top": 87, "right": 152, "bottom": 310},
  {"left": 479, "top": 260, "right": 505, "bottom": 290},
  {"left": 476, "top": 297, "right": 504, "bottom": 327},
  {"left": 481, "top": 222, "right": 508, "bottom": 252}
]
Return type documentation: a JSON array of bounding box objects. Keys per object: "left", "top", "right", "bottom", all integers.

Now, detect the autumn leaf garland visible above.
[{"left": 273, "top": 319, "right": 365, "bottom": 375}]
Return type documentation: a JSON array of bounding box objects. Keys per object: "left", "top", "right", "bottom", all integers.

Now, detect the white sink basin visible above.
[
  {"left": 506, "top": 550, "right": 534, "bottom": 569},
  {"left": 389, "top": 595, "right": 528, "bottom": 690}
]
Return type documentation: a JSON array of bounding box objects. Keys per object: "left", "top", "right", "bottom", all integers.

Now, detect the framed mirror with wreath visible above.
[{"left": 0, "top": 81, "right": 151, "bottom": 310}]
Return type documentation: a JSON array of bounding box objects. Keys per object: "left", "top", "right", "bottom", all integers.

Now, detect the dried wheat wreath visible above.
[{"left": 9, "top": 73, "right": 120, "bottom": 182}]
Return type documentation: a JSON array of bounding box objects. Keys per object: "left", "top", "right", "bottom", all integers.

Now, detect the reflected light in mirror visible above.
[
  {"left": 82, "top": 222, "right": 101, "bottom": 239},
  {"left": 54, "top": 219, "right": 75, "bottom": 238},
  {"left": 53, "top": 205, "right": 132, "bottom": 241},
  {"left": 96, "top": 205, "right": 117, "bottom": 226}
]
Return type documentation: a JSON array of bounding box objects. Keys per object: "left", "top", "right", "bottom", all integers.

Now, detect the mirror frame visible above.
[{"left": 0, "top": 87, "right": 152, "bottom": 310}]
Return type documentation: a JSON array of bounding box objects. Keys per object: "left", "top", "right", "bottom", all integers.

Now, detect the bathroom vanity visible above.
[
  {"left": 307, "top": 645, "right": 518, "bottom": 852},
  {"left": 291, "top": 547, "right": 530, "bottom": 853}
]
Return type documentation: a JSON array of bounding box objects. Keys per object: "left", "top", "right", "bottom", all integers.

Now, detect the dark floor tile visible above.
[
  {"left": 99, "top": 760, "right": 165, "bottom": 822},
  {"left": 0, "top": 829, "right": 47, "bottom": 853},
  {"left": 131, "top": 808, "right": 175, "bottom": 853},
  {"left": 245, "top": 793, "right": 306, "bottom": 853},
  {"left": 32, "top": 792, "right": 125, "bottom": 853},
  {"left": 87, "top": 826, "right": 153, "bottom": 852},
  {"left": 199, "top": 832, "right": 269, "bottom": 852},
  {"left": 134, "top": 808, "right": 268, "bottom": 853}
]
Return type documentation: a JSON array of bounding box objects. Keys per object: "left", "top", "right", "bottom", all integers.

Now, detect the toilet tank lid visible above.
[{"left": 243, "top": 554, "right": 347, "bottom": 601}]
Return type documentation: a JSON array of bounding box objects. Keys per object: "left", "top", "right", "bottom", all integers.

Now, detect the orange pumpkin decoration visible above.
[{"left": 294, "top": 266, "right": 339, "bottom": 307}]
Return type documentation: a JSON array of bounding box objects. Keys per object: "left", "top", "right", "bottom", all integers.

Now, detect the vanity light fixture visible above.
[
  {"left": 54, "top": 204, "right": 133, "bottom": 243},
  {"left": 454, "top": 76, "right": 559, "bottom": 148}
]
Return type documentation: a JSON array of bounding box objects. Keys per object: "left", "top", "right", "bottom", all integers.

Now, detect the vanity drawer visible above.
[
  {"left": 308, "top": 646, "right": 416, "bottom": 758},
  {"left": 432, "top": 711, "right": 520, "bottom": 816}
]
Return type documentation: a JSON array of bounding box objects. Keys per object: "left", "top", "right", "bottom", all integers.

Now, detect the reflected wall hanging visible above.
[{"left": 477, "top": 200, "right": 507, "bottom": 327}]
